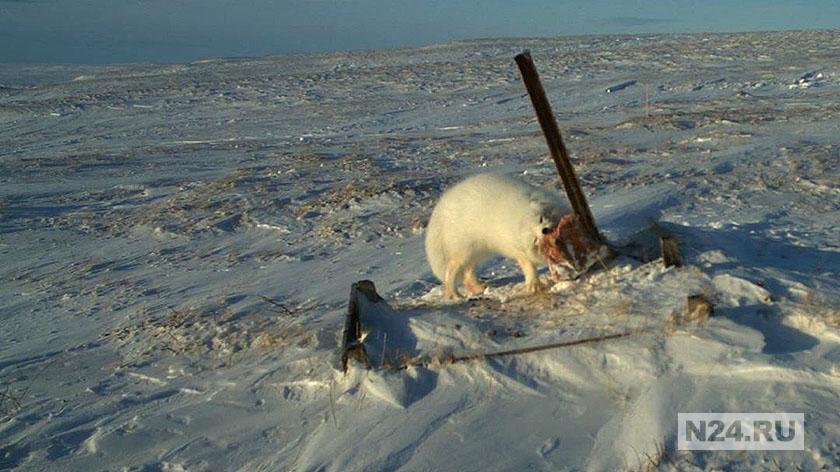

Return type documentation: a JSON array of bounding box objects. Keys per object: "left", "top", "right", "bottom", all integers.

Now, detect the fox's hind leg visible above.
[
  {"left": 443, "top": 259, "right": 466, "bottom": 300},
  {"left": 463, "top": 266, "right": 487, "bottom": 295}
]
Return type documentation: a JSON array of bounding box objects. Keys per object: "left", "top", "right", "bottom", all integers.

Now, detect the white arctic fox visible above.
[{"left": 425, "top": 173, "right": 574, "bottom": 299}]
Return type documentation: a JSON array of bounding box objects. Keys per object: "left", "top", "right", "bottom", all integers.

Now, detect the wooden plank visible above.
[{"left": 341, "top": 280, "right": 380, "bottom": 372}]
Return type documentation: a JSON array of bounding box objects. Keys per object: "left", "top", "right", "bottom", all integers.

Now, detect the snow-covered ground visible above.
[{"left": 1, "top": 30, "right": 838, "bottom": 471}]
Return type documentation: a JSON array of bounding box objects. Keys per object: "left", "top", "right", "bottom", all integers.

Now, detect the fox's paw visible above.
[
  {"left": 443, "top": 286, "right": 464, "bottom": 300},
  {"left": 521, "top": 279, "right": 547, "bottom": 296},
  {"left": 464, "top": 280, "right": 488, "bottom": 296}
]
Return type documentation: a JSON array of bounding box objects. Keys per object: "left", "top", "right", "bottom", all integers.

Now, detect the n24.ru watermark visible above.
[{"left": 678, "top": 413, "right": 804, "bottom": 450}]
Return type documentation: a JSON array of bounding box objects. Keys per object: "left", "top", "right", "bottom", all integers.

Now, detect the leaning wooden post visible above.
[{"left": 515, "top": 52, "right": 602, "bottom": 242}]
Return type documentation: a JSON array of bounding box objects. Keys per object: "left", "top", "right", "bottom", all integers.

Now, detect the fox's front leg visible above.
[{"left": 516, "top": 254, "right": 545, "bottom": 295}]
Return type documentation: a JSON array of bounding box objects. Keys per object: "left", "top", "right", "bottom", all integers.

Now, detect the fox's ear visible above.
[{"left": 540, "top": 211, "right": 558, "bottom": 225}]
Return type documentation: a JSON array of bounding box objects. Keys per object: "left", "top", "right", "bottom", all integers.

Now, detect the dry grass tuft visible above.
[{"left": 102, "top": 295, "right": 308, "bottom": 369}]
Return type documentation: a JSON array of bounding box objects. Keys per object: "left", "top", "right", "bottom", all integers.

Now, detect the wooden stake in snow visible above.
[
  {"left": 341, "top": 280, "right": 379, "bottom": 372},
  {"left": 515, "top": 52, "right": 602, "bottom": 242},
  {"left": 686, "top": 294, "right": 713, "bottom": 323},
  {"left": 660, "top": 235, "right": 682, "bottom": 268}
]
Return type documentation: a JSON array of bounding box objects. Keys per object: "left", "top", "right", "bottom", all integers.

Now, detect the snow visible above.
[{"left": 1, "top": 30, "right": 839, "bottom": 471}]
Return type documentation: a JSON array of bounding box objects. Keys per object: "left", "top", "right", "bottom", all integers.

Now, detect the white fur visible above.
[{"left": 425, "top": 173, "right": 571, "bottom": 298}]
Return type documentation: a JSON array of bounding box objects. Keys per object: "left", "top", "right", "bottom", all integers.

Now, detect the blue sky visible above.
[{"left": 1, "top": 0, "right": 839, "bottom": 64}]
